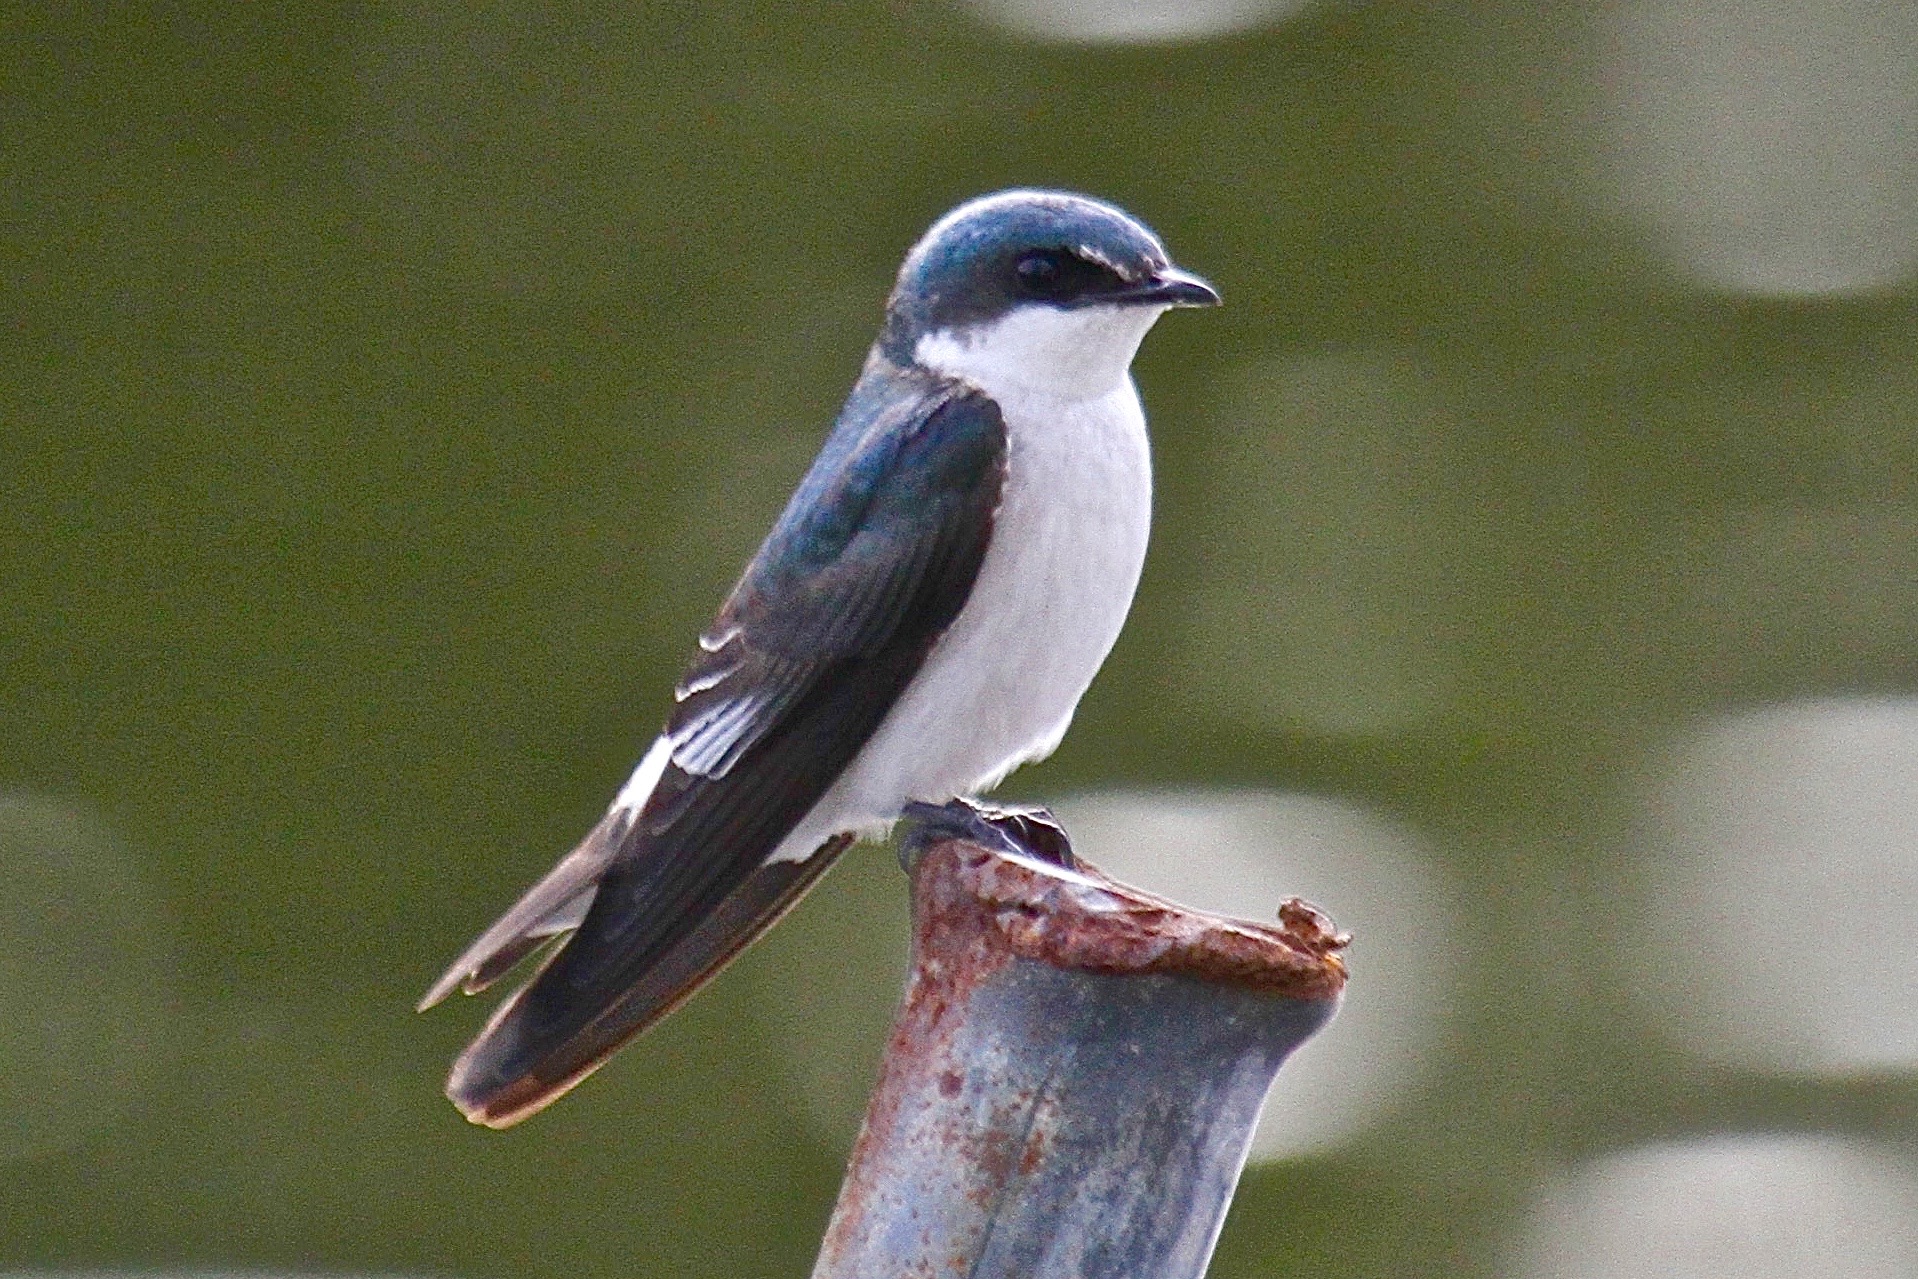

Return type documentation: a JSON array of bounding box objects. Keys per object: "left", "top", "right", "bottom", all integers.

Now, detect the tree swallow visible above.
[{"left": 420, "top": 189, "right": 1219, "bottom": 1127}]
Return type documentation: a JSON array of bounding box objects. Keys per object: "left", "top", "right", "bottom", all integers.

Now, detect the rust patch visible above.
[
  {"left": 813, "top": 837, "right": 1028, "bottom": 1269},
  {"left": 918, "top": 838, "right": 1349, "bottom": 1002}
]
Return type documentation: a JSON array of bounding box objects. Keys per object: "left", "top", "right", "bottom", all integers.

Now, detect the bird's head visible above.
[{"left": 881, "top": 189, "right": 1219, "bottom": 403}]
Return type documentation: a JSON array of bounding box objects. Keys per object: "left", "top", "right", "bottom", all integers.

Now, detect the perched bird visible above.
[{"left": 420, "top": 189, "right": 1218, "bottom": 1127}]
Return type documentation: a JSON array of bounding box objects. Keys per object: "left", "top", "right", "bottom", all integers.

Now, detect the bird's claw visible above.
[{"left": 898, "top": 798, "right": 1076, "bottom": 873}]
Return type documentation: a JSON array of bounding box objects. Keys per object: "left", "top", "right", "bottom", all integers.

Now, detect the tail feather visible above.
[
  {"left": 417, "top": 810, "right": 631, "bottom": 1012},
  {"left": 444, "top": 833, "right": 852, "bottom": 1128}
]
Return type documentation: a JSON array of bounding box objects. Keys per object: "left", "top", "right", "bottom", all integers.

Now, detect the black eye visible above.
[
  {"left": 1014, "top": 250, "right": 1066, "bottom": 295},
  {"left": 1012, "top": 248, "right": 1123, "bottom": 302}
]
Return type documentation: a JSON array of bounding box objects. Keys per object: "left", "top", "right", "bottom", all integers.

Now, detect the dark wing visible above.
[{"left": 441, "top": 371, "right": 1006, "bottom": 1127}]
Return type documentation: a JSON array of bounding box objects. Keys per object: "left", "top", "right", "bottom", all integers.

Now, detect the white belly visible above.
[{"left": 770, "top": 376, "right": 1153, "bottom": 859}]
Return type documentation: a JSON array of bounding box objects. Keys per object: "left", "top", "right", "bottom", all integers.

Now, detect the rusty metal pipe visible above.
[{"left": 812, "top": 832, "right": 1348, "bottom": 1279}]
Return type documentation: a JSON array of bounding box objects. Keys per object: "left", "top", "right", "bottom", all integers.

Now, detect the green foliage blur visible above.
[{"left": 6, "top": 2, "right": 1917, "bottom": 1276}]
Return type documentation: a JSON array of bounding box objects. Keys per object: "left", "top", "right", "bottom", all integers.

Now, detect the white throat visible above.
[{"left": 913, "top": 302, "right": 1168, "bottom": 403}]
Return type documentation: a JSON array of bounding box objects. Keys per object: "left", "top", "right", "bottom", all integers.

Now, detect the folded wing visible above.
[{"left": 431, "top": 370, "right": 1007, "bottom": 1127}]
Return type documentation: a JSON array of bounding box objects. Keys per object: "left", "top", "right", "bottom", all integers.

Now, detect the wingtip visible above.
[
  {"left": 437, "top": 961, "right": 611, "bottom": 1129},
  {"left": 449, "top": 1082, "right": 534, "bottom": 1129},
  {"left": 448, "top": 1069, "right": 587, "bottom": 1129},
  {"left": 444, "top": 1003, "right": 608, "bottom": 1130}
]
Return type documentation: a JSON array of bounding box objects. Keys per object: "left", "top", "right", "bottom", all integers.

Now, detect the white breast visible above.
[
  {"left": 766, "top": 302, "right": 1163, "bottom": 861},
  {"left": 856, "top": 379, "right": 1151, "bottom": 788}
]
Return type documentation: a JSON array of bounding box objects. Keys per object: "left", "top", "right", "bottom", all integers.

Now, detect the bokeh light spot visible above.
[
  {"left": 1635, "top": 699, "right": 1918, "bottom": 1075},
  {"left": 963, "top": 0, "right": 1311, "bottom": 45},
  {"left": 1052, "top": 789, "right": 1462, "bottom": 1160},
  {"left": 1599, "top": 0, "right": 1918, "bottom": 295},
  {"left": 0, "top": 793, "right": 178, "bottom": 1161},
  {"left": 1511, "top": 1135, "right": 1918, "bottom": 1279}
]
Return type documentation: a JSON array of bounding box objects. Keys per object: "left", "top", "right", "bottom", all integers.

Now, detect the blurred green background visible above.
[{"left": 8, "top": 1, "right": 1918, "bottom": 1275}]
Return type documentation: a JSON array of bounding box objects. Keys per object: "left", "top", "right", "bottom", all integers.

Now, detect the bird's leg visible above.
[{"left": 898, "top": 797, "right": 1076, "bottom": 873}]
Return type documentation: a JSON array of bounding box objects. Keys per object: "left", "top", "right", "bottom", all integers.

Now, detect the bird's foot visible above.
[{"left": 898, "top": 798, "right": 1075, "bottom": 873}]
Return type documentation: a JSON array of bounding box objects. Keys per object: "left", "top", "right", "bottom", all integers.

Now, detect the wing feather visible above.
[{"left": 436, "top": 367, "right": 1008, "bottom": 1125}]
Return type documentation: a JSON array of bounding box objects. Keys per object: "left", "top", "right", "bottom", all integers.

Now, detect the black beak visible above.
[{"left": 1114, "top": 266, "right": 1221, "bottom": 308}]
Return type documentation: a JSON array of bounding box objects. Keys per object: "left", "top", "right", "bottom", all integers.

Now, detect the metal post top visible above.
[
  {"left": 910, "top": 835, "right": 1349, "bottom": 1003},
  {"left": 813, "top": 833, "right": 1351, "bottom": 1279}
]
